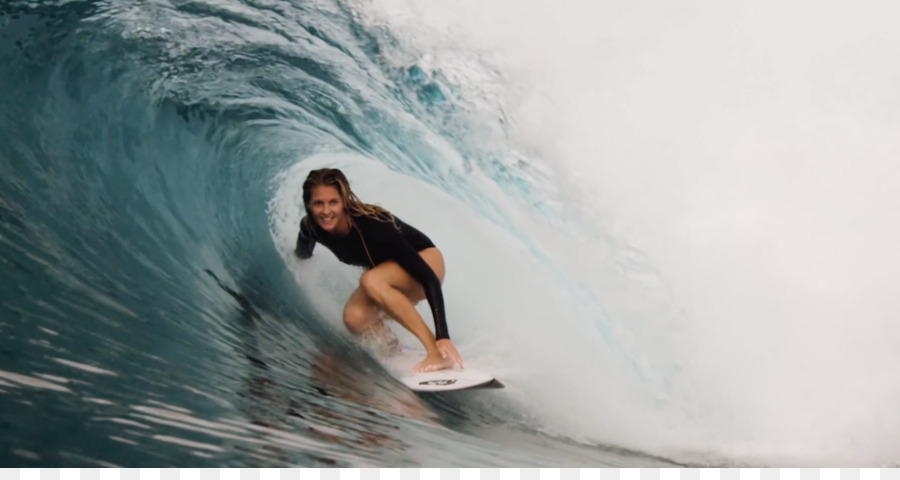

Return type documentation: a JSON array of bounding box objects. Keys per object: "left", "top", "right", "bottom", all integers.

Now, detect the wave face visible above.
[
  {"left": 0, "top": 0, "right": 671, "bottom": 467},
  {"left": 346, "top": 0, "right": 900, "bottom": 467},
  {"left": 3, "top": 0, "right": 899, "bottom": 468}
]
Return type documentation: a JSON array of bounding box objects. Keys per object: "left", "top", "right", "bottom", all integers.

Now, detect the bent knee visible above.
[
  {"left": 343, "top": 303, "right": 372, "bottom": 332},
  {"left": 358, "top": 270, "right": 386, "bottom": 298}
]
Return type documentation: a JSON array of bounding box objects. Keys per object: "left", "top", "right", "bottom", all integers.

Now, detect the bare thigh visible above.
[
  {"left": 343, "top": 247, "right": 445, "bottom": 326},
  {"left": 376, "top": 247, "right": 445, "bottom": 302}
]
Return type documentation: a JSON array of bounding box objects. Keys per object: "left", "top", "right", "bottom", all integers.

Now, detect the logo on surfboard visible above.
[{"left": 419, "top": 379, "right": 457, "bottom": 386}]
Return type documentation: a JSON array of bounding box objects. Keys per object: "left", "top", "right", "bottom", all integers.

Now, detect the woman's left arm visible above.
[
  {"left": 364, "top": 217, "right": 450, "bottom": 340},
  {"left": 393, "top": 243, "right": 450, "bottom": 340},
  {"left": 390, "top": 239, "right": 463, "bottom": 368}
]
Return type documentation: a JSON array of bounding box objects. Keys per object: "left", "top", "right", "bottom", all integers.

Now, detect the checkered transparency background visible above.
[{"left": 1, "top": 469, "right": 897, "bottom": 480}]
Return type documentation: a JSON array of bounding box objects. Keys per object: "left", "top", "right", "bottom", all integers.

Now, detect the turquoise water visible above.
[
  {"left": 0, "top": 0, "right": 681, "bottom": 467},
  {"left": 7, "top": 0, "right": 899, "bottom": 468}
]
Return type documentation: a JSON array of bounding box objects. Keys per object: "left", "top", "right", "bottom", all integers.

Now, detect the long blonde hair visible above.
[{"left": 301, "top": 168, "right": 394, "bottom": 233}]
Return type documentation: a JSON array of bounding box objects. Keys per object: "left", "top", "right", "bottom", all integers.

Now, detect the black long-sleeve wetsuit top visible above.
[{"left": 294, "top": 213, "right": 450, "bottom": 340}]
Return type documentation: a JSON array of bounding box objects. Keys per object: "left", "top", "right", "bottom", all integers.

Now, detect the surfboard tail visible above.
[{"left": 480, "top": 379, "right": 505, "bottom": 389}]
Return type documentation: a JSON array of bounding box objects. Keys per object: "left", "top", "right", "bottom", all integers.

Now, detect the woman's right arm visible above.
[{"left": 294, "top": 217, "right": 316, "bottom": 258}]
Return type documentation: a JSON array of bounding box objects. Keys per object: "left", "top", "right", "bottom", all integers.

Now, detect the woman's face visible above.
[{"left": 309, "top": 185, "right": 348, "bottom": 234}]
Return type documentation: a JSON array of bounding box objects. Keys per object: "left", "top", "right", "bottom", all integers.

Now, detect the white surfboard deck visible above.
[{"left": 382, "top": 349, "right": 502, "bottom": 392}]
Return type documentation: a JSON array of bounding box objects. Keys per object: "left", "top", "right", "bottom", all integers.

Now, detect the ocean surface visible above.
[{"left": 2, "top": 0, "right": 900, "bottom": 468}]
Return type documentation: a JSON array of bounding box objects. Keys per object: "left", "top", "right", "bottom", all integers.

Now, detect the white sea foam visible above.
[{"left": 341, "top": 0, "right": 900, "bottom": 466}]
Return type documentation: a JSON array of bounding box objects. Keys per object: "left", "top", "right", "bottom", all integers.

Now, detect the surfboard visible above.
[{"left": 382, "top": 349, "right": 503, "bottom": 392}]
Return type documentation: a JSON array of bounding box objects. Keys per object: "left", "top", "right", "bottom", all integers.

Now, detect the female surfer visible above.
[{"left": 294, "top": 168, "right": 464, "bottom": 373}]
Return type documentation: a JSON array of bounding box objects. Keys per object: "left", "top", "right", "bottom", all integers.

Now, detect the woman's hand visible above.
[{"left": 436, "top": 339, "right": 464, "bottom": 369}]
